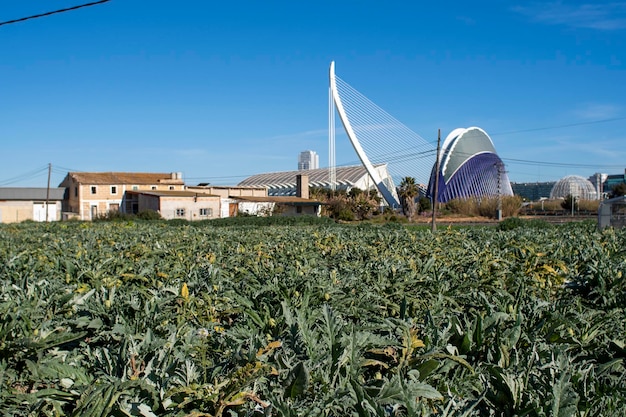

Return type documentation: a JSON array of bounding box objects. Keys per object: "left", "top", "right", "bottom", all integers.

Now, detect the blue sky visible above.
[{"left": 2, "top": 0, "right": 625, "bottom": 187}]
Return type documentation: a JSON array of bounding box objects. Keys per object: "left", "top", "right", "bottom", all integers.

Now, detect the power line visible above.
[
  {"left": 502, "top": 157, "right": 624, "bottom": 169},
  {"left": 0, "top": 0, "right": 111, "bottom": 27},
  {"left": 0, "top": 165, "right": 50, "bottom": 186},
  {"left": 52, "top": 165, "right": 83, "bottom": 174},
  {"left": 490, "top": 117, "right": 626, "bottom": 136}
]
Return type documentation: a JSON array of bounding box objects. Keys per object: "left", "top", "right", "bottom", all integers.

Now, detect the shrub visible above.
[
  {"left": 94, "top": 210, "right": 135, "bottom": 222},
  {"left": 446, "top": 196, "right": 522, "bottom": 218},
  {"left": 418, "top": 197, "right": 432, "bottom": 213},
  {"left": 497, "top": 216, "right": 525, "bottom": 231},
  {"left": 445, "top": 198, "right": 478, "bottom": 216},
  {"left": 561, "top": 196, "right": 600, "bottom": 213},
  {"left": 207, "top": 215, "right": 335, "bottom": 227},
  {"left": 337, "top": 207, "right": 355, "bottom": 221},
  {"left": 167, "top": 218, "right": 189, "bottom": 226},
  {"left": 136, "top": 210, "right": 162, "bottom": 220},
  {"left": 577, "top": 199, "right": 599, "bottom": 212},
  {"left": 497, "top": 216, "right": 553, "bottom": 231}
]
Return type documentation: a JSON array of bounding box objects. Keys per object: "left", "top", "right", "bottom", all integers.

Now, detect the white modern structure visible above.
[
  {"left": 239, "top": 164, "right": 394, "bottom": 197},
  {"left": 298, "top": 150, "right": 319, "bottom": 171},
  {"left": 329, "top": 62, "right": 437, "bottom": 207},
  {"left": 427, "top": 127, "right": 513, "bottom": 203},
  {"left": 550, "top": 175, "right": 597, "bottom": 200},
  {"left": 328, "top": 62, "right": 514, "bottom": 207},
  {"left": 588, "top": 173, "right": 609, "bottom": 200}
]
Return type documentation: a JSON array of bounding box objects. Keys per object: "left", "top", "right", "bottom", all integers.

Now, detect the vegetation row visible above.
[{"left": 0, "top": 220, "right": 624, "bottom": 416}]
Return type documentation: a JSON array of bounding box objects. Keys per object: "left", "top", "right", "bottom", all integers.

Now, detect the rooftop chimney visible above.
[{"left": 296, "top": 174, "right": 309, "bottom": 199}]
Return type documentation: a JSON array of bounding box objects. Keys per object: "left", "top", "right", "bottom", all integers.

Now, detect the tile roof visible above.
[
  {"left": 127, "top": 190, "right": 219, "bottom": 198},
  {"left": 66, "top": 172, "right": 183, "bottom": 185},
  {"left": 233, "top": 196, "right": 322, "bottom": 205},
  {"left": 0, "top": 187, "right": 65, "bottom": 201}
]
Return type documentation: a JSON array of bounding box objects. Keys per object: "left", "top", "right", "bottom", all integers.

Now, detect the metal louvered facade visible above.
[
  {"left": 238, "top": 164, "right": 398, "bottom": 200},
  {"left": 550, "top": 175, "right": 597, "bottom": 200},
  {"left": 427, "top": 127, "right": 513, "bottom": 203}
]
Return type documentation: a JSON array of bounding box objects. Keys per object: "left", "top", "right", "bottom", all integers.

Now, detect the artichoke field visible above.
[{"left": 0, "top": 220, "right": 624, "bottom": 416}]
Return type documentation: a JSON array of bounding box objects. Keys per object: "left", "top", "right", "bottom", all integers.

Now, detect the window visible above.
[
  {"left": 109, "top": 203, "right": 120, "bottom": 212},
  {"left": 169, "top": 186, "right": 175, "bottom": 190},
  {"left": 199, "top": 208, "right": 213, "bottom": 217},
  {"left": 132, "top": 185, "right": 138, "bottom": 191},
  {"left": 74, "top": 187, "right": 78, "bottom": 197},
  {"left": 175, "top": 208, "right": 186, "bottom": 217},
  {"left": 111, "top": 186, "right": 117, "bottom": 195},
  {"left": 151, "top": 186, "right": 157, "bottom": 190},
  {"left": 90, "top": 186, "right": 97, "bottom": 194}
]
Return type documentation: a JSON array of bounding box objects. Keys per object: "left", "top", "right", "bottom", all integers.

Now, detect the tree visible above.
[
  {"left": 418, "top": 196, "right": 431, "bottom": 213},
  {"left": 398, "top": 177, "right": 419, "bottom": 219},
  {"left": 322, "top": 187, "right": 380, "bottom": 221},
  {"left": 611, "top": 183, "right": 626, "bottom": 198},
  {"left": 561, "top": 194, "right": 577, "bottom": 211}
]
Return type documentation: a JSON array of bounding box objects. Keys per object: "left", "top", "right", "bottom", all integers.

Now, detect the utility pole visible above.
[
  {"left": 496, "top": 162, "right": 503, "bottom": 221},
  {"left": 431, "top": 129, "right": 441, "bottom": 233},
  {"left": 45, "top": 163, "right": 51, "bottom": 222}
]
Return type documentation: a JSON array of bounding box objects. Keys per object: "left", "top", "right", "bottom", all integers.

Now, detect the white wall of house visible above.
[
  {"left": 188, "top": 186, "right": 267, "bottom": 199},
  {"left": 33, "top": 202, "right": 59, "bottom": 222},
  {"left": 220, "top": 198, "right": 237, "bottom": 218},
  {"left": 0, "top": 201, "right": 62, "bottom": 223},
  {"left": 140, "top": 195, "right": 220, "bottom": 221},
  {"left": 237, "top": 201, "right": 275, "bottom": 216}
]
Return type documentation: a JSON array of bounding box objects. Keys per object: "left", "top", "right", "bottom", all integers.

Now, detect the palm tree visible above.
[{"left": 398, "top": 176, "right": 419, "bottom": 219}]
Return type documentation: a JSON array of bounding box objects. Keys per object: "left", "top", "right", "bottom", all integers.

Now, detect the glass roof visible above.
[{"left": 550, "top": 175, "right": 597, "bottom": 199}]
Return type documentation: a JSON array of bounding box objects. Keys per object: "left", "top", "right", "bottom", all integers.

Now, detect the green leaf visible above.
[
  {"left": 415, "top": 359, "right": 440, "bottom": 381},
  {"left": 551, "top": 372, "right": 579, "bottom": 417},
  {"left": 284, "top": 362, "right": 309, "bottom": 399}
]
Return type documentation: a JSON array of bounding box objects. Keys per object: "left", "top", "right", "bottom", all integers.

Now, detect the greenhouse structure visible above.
[
  {"left": 550, "top": 175, "right": 597, "bottom": 200},
  {"left": 239, "top": 164, "right": 397, "bottom": 201}
]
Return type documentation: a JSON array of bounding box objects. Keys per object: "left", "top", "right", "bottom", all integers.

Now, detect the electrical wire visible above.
[
  {"left": 0, "top": 0, "right": 111, "bottom": 27},
  {"left": 490, "top": 117, "right": 626, "bottom": 136},
  {"left": 0, "top": 165, "right": 50, "bottom": 186}
]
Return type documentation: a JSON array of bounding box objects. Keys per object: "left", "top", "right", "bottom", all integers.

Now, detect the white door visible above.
[
  {"left": 33, "top": 203, "right": 57, "bottom": 222},
  {"left": 47, "top": 203, "right": 57, "bottom": 221},
  {"left": 33, "top": 203, "right": 46, "bottom": 222}
]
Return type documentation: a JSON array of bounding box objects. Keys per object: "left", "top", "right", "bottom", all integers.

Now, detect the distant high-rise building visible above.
[
  {"left": 511, "top": 181, "right": 556, "bottom": 201},
  {"left": 298, "top": 150, "right": 319, "bottom": 171},
  {"left": 589, "top": 173, "right": 608, "bottom": 200}
]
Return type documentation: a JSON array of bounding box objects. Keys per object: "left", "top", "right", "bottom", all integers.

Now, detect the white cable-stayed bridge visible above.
[
  {"left": 329, "top": 61, "right": 436, "bottom": 207},
  {"left": 329, "top": 61, "right": 513, "bottom": 207}
]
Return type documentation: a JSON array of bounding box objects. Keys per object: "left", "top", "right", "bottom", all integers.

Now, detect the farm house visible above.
[{"left": 0, "top": 187, "right": 65, "bottom": 223}]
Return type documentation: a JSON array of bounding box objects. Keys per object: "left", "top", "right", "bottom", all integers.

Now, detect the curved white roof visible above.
[
  {"left": 239, "top": 165, "right": 371, "bottom": 187},
  {"left": 440, "top": 127, "right": 497, "bottom": 184},
  {"left": 238, "top": 164, "right": 398, "bottom": 201},
  {"left": 550, "top": 175, "right": 597, "bottom": 200}
]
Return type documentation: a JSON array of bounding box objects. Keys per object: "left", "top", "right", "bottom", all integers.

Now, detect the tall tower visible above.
[{"left": 298, "top": 150, "right": 319, "bottom": 171}]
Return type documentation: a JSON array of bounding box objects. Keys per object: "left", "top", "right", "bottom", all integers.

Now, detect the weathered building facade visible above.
[
  {"left": 59, "top": 172, "right": 185, "bottom": 220},
  {"left": 125, "top": 190, "right": 221, "bottom": 220},
  {"left": 0, "top": 188, "right": 65, "bottom": 223}
]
